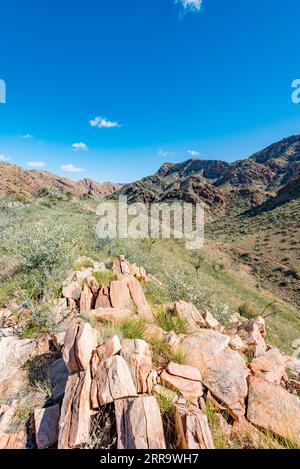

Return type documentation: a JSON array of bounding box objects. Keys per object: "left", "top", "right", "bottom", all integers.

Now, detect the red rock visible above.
[
  {"left": 160, "top": 370, "right": 203, "bottom": 402},
  {"left": 249, "top": 348, "right": 290, "bottom": 384},
  {"left": 92, "top": 355, "right": 137, "bottom": 406},
  {"left": 79, "top": 284, "right": 93, "bottom": 313},
  {"left": 95, "top": 287, "right": 111, "bottom": 308},
  {"left": 110, "top": 278, "right": 134, "bottom": 310},
  {"left": 121, "top": 339, "right": 153, "bottom": 393},
  {"left": 115, "top": 397, "right": 166, "bottom": 449},
  {"left": 174, "top": 301, "right": 206, "bottom": 330},
  {"left": 127, "top": 276, "right": 152, "bottom": 319},
  {"left": 167, "top": 362, "right": 202, "bottom": 382},
  {"left": 175, "top": 405, "right": 214, "bottom": 449}
]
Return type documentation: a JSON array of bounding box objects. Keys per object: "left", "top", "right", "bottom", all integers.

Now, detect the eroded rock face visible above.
[
  {"left": 249, "top": 348, "right": 290, "bottom": 384},
  {"left": 175, "top": 405, "right": 214, "bottom": 449},
  {"left": 92, "top": 356, "right": 137, "bottom": 407},
  {"left": 174, "top": 301, "right": 206, "bottom": 330},
  {"left": 167, "top": 362, "right": 202, "bottom": 382},
  {"left": 115, "top": 397, "right": 166, "bottom": 449},
  {"left": 121, "top": 339, "right": 153, "bottom": 394},
  {"left": 58, "top": 370, "right": 92, "bottom": 449},
  {"left": 247, "top": 376, "right": 300, "bottom": 446},
  {"left": 0, "top": 334, "right": 35, "bottom": 384},
  {"left": 34, "top": 405, "right": 60, "bottom": 449},
  {"left": 0, "top": 405, "right": 26, "bottom": 449}
]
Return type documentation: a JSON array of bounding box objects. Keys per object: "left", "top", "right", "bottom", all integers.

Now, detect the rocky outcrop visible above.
[{"left": 1, "top": 255, "right": 299, "bottom": 450}]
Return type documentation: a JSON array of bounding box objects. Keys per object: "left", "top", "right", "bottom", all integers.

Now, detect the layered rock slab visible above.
[{"left": 115, "top": 396, "right": 166, "bottom": 449}]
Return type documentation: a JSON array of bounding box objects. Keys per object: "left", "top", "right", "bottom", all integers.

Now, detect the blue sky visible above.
[{"left": 0, "top": 0, "right": 300, "bottom": 182}]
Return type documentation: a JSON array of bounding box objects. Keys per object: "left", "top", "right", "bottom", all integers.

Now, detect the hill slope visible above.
[{"left": 0, "top": 163, "right": 122, "bottom": 199}]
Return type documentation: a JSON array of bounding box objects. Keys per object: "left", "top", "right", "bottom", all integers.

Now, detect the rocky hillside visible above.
[
  {"left": 114, "top": 135, "right": 300, "bottom": 213},
  {"left": 0, "top": 256, "right": 299, "bottom": 450},
  {"left": 0, "top": 163, "right": 122, "bottom": 199}
]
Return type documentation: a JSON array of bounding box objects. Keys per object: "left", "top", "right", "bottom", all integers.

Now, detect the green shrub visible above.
[
  {"left": 154, "top": 307, "right": 188, "bottom": 335},
  {"left": 120, "top": 317, "right": 147, "bottom": 340},
  {"left": 93, "top": 270, "right": 117, "bottom": 286},
  {"left": 238, "top": 302, "right": 259, "bottom": 320}
]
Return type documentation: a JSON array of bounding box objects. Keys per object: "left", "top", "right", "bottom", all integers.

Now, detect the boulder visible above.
[
  {"left": 94, "top": 307, "right": 133, "bottom": 324},
  {"left": 75, "top": 323, "right": 98, "bottom": 371},
  {"left": 166, "top": 362, "right": 202, "bottom": 382},
  {"left": 175, "top": 405, "right": 214, "bottom": 449},
  {"left": 110, "top": 278, "right": 134, "bottom": 311},
  {"left": 34, "top": 405, "right": 60, "bottom": 449},
  {"left": 174, "top": 301, "right": 206, "bottom": 330},
  {"left": 58, "top": 370, "right": 92, "bottom": 449},
  {"left": 181, "top": 330, "right": 230, "bottom": 370},
  {"left": 115, "top": 397, "right": 166, "bottom": 449},
  {"left": 249, "top": 348, "right": 290, "bottom": 384},
  {"left": 0, "top": 334, "right": 35, "bottom": 384},
  {"left": 62, "top": 281, "right": 82, "bottom": 300},
  {"left": 201, "top": 348, "right": 249, "bottom": 420},
  {"left": 121, "top": 339, "right": 153, "bottom": 393},
  {"left": 247, "top": 376, "right": 300, "bottom": 446},
  {"left": 79, "top": 284, "right": 94, "bottom": 313},
  {"left": 203, "top": 311, "right": 220, "bottom": 329},
  {"left": 96, "top": 335, "right": 122, "bottom": 362},
  {"left": 92, "top": 355, "right": 137, "bottom": 407},
  {"left": 160, "top": 370, "right": 203, "bottom": 402}
]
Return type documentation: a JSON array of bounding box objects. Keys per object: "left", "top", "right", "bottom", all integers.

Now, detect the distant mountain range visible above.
[
  {"left": 113, "top": 135, "right": 300, "bottom": 214},
  {"left": 1, "top": 135, "right": 300, "bottom": 211},
  {"left": 0, "top": 163, "right": 122, "bottom": 199}
]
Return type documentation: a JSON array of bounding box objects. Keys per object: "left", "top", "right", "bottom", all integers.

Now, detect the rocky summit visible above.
[{"left": 0, "top": 255, "right": 299, "bottom": 450}]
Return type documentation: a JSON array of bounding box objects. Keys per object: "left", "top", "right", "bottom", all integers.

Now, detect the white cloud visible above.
[
  {"left": 72, "top": 142, "right": 89, "bottom": 152},
  {"left": 61, "top": 163, "right": 84, "bottom": 173},
  {"left": 188, "top": 150, "right": 201, "bottom": 156},
  {"left": 0, "top": 154, "right": 10, "bottom": 162},
  {"left": 19, "top": 134, "right": 34, "bottom": 139},
  {"left": 27, "top": 161, "right": 46, "bottom": 168},
  {"left": 176, "top": 0, "right": 203, "bottom": 12},
  {"left": 90, "top": 116, "right": 121, "bottom": 128},
  {"left": 158, "top": 149, "right": 170, "bottom": 158}
]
